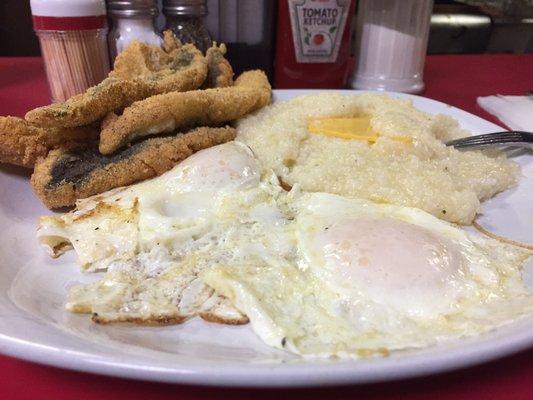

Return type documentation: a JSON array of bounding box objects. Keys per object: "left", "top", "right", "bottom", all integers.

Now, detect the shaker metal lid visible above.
[
  {"left": 30, "top": 0, "right": 106, "bottom": 17},
  {"left": 162, "top": 0, "right": 207, "bottom": 17},
  {"left": 107, "top": 0, "right": 159, "bottom": 17}
]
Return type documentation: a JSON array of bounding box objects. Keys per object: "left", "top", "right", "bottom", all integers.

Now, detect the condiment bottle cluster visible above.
[{"left": 30, "top": 0, "right": 433, "bottom": 102}]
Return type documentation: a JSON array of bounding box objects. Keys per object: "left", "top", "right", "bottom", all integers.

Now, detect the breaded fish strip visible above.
[
  {"left": 31, "top": 126, "right": 236, "bottom": 209},
  {"left": 202, "top": 42, "right": 234, "bottom": 88},
  {"left": 110, "top": 32, "right": 208, "bottom": 94},
  {"left": 25, "top": 34, "right": 208, "bottom": 129},
  {"left": 25, "top": 78, "right": 153, "bottom": 129},
  {"left": 0, "top": 116, "right": 98, "bottom": 168},
  {"left": 99, "top": 70, "right": 271, "bottom": 154}
]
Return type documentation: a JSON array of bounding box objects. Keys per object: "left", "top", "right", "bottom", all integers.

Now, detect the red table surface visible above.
[{"left": 1, "top": 54, "right": 533, "bottom": 399}]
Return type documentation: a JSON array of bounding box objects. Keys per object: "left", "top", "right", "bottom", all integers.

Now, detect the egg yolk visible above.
[
  {"left": 315, "top": 217, "right": 462, "bottom": 318},
  {"left": 165, "top": 143, "right": 260, "bottom": 193}
]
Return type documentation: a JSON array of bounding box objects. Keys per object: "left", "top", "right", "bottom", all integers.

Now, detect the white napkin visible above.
[{"left": 477, "top": 95, "right": 533, "bottom": 131}]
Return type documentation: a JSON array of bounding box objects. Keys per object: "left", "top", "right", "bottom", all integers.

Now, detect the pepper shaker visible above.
[{"left": 163, "top": 0, "right": 212, "bottom": 53}]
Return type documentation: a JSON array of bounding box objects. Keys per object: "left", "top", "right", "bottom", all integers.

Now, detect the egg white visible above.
[
  {"left": 203, "top": 192, "right": 533, "bottom": 357},
  {"left": 38, "top": 142, "right": 533, "bottom": 356},
  {"left": 38, "top": 142, "right": 269, "bottom": 323},
  {"left": 38, "top": 141, "right": 261, "bottom": 270}
]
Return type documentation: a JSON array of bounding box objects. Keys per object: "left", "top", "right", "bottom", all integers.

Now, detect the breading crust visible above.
[
  {"left": 25, "top": 33, "right": 208, "bottom": 129},
  {"left": 25, "top": 78, "right": 153, "bottom": 129},
  {"left": 110, "top": 38, "right": 208, "bottom": 95},
  {"left": 31, "top": 126, "right": 236, "bottom": 208},
  {"left": 0, "top": 116, "right": 98, "bottom": 168},
  {"left": 202, "top": 42, "right": 234, "bottom": 88},
  {"left": 99, "top": 70, "right": 271, "bottom": 154}
]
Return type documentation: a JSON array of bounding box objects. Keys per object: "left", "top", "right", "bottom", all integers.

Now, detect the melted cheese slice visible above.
[{"left": 308, "top": 117, "right": 412, "bottom": 144}]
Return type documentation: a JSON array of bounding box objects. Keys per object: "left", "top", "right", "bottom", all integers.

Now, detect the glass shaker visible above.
[
  {"left": 30, "top": 0, "right": 110, "bottom": 102},
  {"left": 163, "top": 0, "right": 212, "bottom": 53},
  {"left": 351, "top": 0, "right": 434, "bottom": 93},
  {"left": 107, "top": 0, "right": 162, "bottom": 62}
]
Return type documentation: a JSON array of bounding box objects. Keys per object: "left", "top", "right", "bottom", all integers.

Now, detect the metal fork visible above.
[{"left": 445, "top": 131, "right": 533, "bottom": 149}]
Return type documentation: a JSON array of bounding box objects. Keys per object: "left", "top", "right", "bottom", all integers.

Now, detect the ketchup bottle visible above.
[{"left": 275, "top": 0, "right": 355, "bottom": 89}]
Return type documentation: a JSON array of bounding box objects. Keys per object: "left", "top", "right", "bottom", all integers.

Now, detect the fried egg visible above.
[
  {"left": 38, "top": 141, "right": 261, "bottom": 269},
  {"left": 38, "top": 142, "right": 533, "bottom": 357},
  {"left": 37, "top": 142, "right": 266, "bottom": 324},
  {"left": 203, "top": 192, "right": 533, "bottom": 357}
]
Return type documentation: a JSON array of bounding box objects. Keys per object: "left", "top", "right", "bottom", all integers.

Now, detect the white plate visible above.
[{"left": 0, "top": 90, "right": 532, "bottom": 387}]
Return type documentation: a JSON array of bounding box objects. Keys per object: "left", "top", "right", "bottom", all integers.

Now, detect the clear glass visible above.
[
  {"left": 350, "top": 0, "right": 433, "bottom": 93},
  {"left": 108, "top": 16, "right": 162, "bottom": 62},
  {"left": 36, "top": 29, "right": 110, "bottom": 103},
  {"left": 164, "top": 15, "right": 212, "bottom": 54}
]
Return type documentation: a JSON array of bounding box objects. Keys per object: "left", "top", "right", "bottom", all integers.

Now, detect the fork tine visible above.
[
  {"left": 452, "top": 140, "right": 521, "bottom": 149},
  {"left": 445, "top": 131, "right": 532, "bottom": 148},
  {"left": 454, "top": 135, "right": 523, "bottom": 145},
  {"left": 450, "top": 138, "right": 523, "bottom": 148},
  {"left": 456, "top": 132, "right": 523, "bottom": 142},
  {"left": 520, "top": 131, "right": 533, "bottom": 142}
]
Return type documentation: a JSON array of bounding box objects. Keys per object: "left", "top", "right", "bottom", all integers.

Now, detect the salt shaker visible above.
[
  {"left": 351, "top": 0, "right": 433, "bottom": 93},
  {"left": 107, "top": 0, "right": 162, "bottom": 62},
  {"left": 30, "top": 0, "right": 111, "bottom": 102},
  {"left": 163, "top": 0, "right": 212, "bottom": 53}
]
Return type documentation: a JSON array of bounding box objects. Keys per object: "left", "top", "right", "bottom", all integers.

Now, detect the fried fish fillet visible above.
[
  {"left": 25, "top": 79, "right": 152, "bottom": 129},
  {"left": 99, "top": 70, "right": 271, "bottom": 154},
  {"left": 110, "top": 31, "right": 208, "bottom": 94},
  {"left": 31, "top": 126, "right": 236, "bottom": 209},
  {"left": 0, "top": 117, "right": 98, "bottom": 168},
  {"left": 202, "top": 42, "right": 234, "bottom": 88},
  {"left": 25, "top": 33, "right": 208, "bottom": 129}
]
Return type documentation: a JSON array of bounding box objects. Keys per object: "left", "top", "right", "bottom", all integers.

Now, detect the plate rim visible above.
[
  {"left": 0, "top": 89, "right": 531, "bottom": 388},
  {"left": 1, "top": 319, "right": 533, "bottom": 387}
]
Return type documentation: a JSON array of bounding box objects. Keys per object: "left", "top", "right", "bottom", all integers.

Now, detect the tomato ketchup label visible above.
[{"left": 288, "top": 0, "right": 352, "bottom": 63}]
